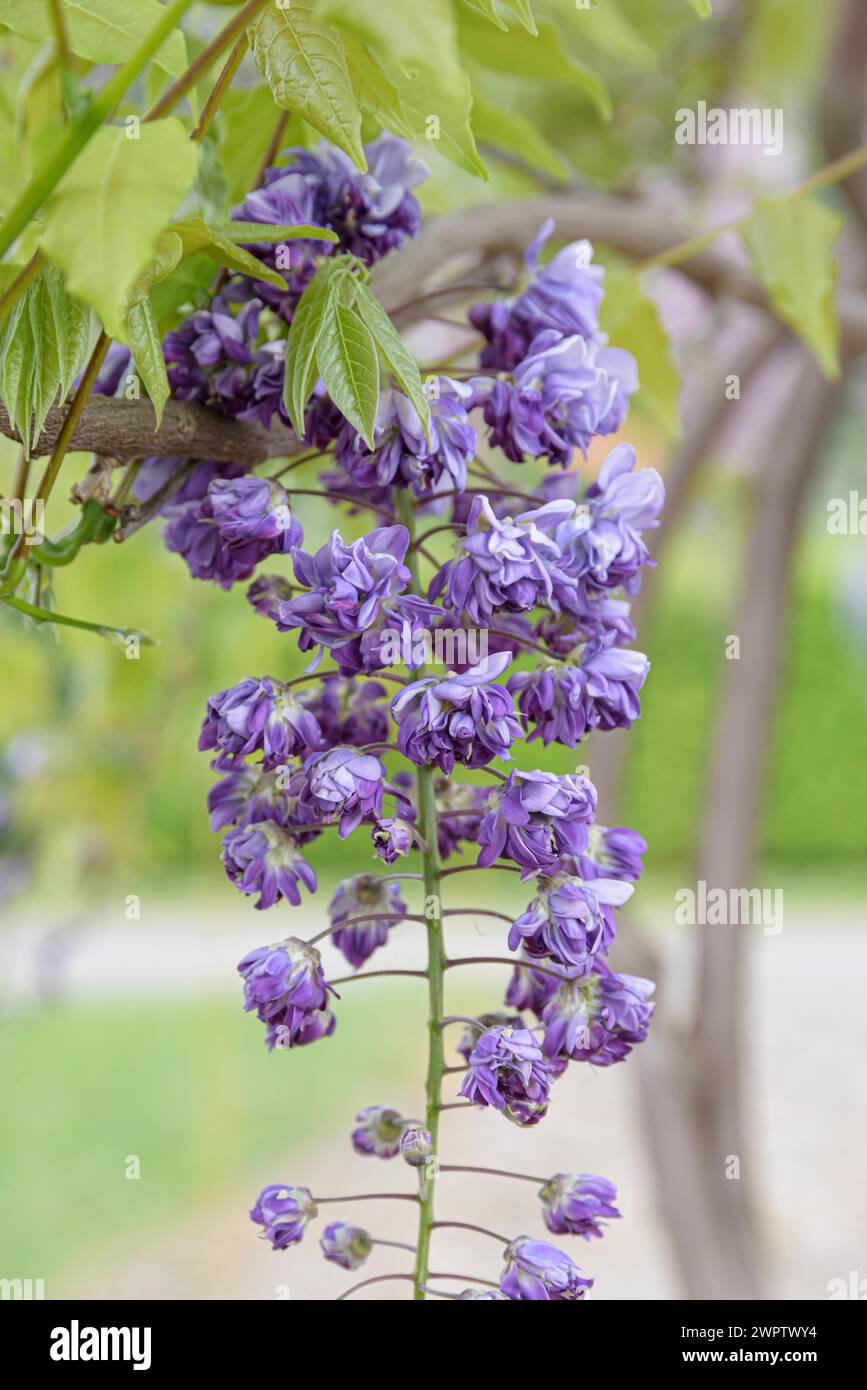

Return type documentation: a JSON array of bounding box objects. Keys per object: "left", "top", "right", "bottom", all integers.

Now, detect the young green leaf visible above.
[
  {"left": 341, "top": 33, "right": 416, "bottom": 141},
  {"left": 248, "top": 0, "right": 366, "bottom": 170},
  {"left": 315, "top": 299, "right": 379, "bottom": 449},
  {"left": 742, "top": 195, "right": 843, "bottom": 379},
  {"left": 457, "top": 11, "right": 611, "bottom": 120},
  {"left": 126, "top": 231, "right": 185, "bottom": 307},
  {"left": 213, "top": 221, "right": 338, "bottom": 246},
  {"left": 688, "top": 0, "right": 712, "bottom": 16},
  {"left": 0, "top": 0, "right": 189, "bottom": 81},
  {"left": 352, "top": 280, "right": 431, "bottom": 443},
  {"left": 40, "top": 120, "right": 199, "bottom": 338},
  {"left": 283, "top": 262, "right": 354, "bottom": 437},
  {"left": 125, "top": 297, "right": 170, "bottom": 428},
  {"left": 0, "top": 264, "right": 91, "bottom": 458},
  {"left": 170, "top": 217, "right": 306, "bottom": 291},
  {"left": 318, "top": 0, "right": 487, "bottom": 179},
  {"left": 470, "top": 89, "right": 569, "bottom": 183}
]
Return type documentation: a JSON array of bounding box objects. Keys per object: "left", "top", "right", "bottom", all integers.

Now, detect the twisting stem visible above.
[
  {"left": 428, "top": 1271, "right": 501, "bottom": 1289},
  {"left": 396, "top": 487, "right": 445, "bottom": 1302},
  {"left": 441, "top": 863, "right": 519, "bottom": 878},
  {"left": 147, "top": 0, "right": 269, "bottom": 122},
  {"left": 431, "top": 1220, "right": 509, "bottom": 1245},
  {"left": 336, "top": 1274, "right": 414, "bottom": 1300},
  {"left": 445, "top": 956, "right": 572, "bottom": 985},
  {"left": 326, "top": 969, "right": 427, "bottom": 987},
  {"left": 313, "top": 1193, "right": 419, "bottom": 1205},
  {"left": 308, "top": 912, "right": 424, "bottom": 946},
  {"left": 440, "top": 1163, "right": 548, "bottom": 1185}
]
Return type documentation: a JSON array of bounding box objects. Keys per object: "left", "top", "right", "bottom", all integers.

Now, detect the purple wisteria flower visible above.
[
  {"left": 400, "top": 1125, "right": 433, "bottom": 1167},
  {"left": 320, "top": 1221, "right": 372, "bottom": 1270},
  {"left": 551, "top": 445, "right": 665, "bottom": 596},
  {"left": 500, "top": 1236, "right": 593, "bottom": 1300},
  {"left": 163, "top": 476, "right": 302, "bottom": 589},
  {"left": 391, "top": 651, "right": 522, "bottom": 774},
  {"left": 477, "top": 330, "right": 637, "bottom": 466},
  {"left": 542, "top": 969, "right": 655, "bottom": 1067},
  {"left": 371, "top": 816, "right": 414, "bottom": 864},
  {"left": 207, "top": 760, "right": 297, "bottom": 833},
  {"left": 337, "top": 378, "right": 476, "bottom": 496},
  {"left": 470, "top": 220, "right": 605, "bottom": 370},
  {"left": 477, "top": 769, "right": 598, "bottom": 874},
  {"left": 328, "top": 873, "right": 407, "bottom": 970},
  {"left": 297, "top": 677, "right": 391, "bottom": 749},
  {"left": 272, "top": 525, "right": 412, "bottom": 665},
  {"left": 199, "top": 678, "right": 322, "bottom": 765},
  {"left": 434, "top": 779, "right": 489, "bottom": 860},
  {"left": 508, "top": 637, "right": 648, "bottom": 747},
  {"left": 164, "top": 296, "right": 261, "bottom": 408},
  {"left": 508, "top": 870, "right": 634, "bottom": 967},
  {"left": 238, "top": 936, "right": 333, "bottom": 1048},
  {"left": 351, "top": 1106, "right": 407, "bottom": 1158},
  {"left": 223, "top": 822, "right": 317, "bottom": 908},
  {"left": 459, "top": 1024, "right": 553, "bottom": 1127},
  {"left": 457, "top": 1013, "right": 524, "bottom": 1064},
  {"left": 505, "top": 957, "right": 564, "bottom": 1018},
  {"left": 539, "top": 1173, "right": 621, "bottom": 1240},
  {"left": 580, "top": 825, "right": 647, "bottom": 883},
  {"left": 431, "top": 495, "right": 574, "bottom": 626},
  {"left": 250, "top": 1184, "right": 317, "bottom": 1250},
  {"left": 299, "top": 747, "right": 387, "bottom": 836}
]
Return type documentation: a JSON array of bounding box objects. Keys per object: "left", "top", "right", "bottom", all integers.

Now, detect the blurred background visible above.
[{"left": 2, "top": 0, "right": 866, "bottom": 1300}]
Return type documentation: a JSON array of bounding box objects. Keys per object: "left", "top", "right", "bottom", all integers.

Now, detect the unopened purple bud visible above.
[
  {"left": 250, "top": 1183, "right": 316, "bottom": 1250},
  {"left": 500, "top": 1236, "right": 593, "bottom": 1300},
  {"left": 400, "top": 1125, "right": 433, "bottom": 1168},
  {"left": 352, "top": 1105, "right": 407, "bottom": 1158},
  {"left": 539, "top": 1173, "right": 621, "bottom": 1239},
  {"left": 320, "top": 1221, "right": 373, "bottom": 1270}
]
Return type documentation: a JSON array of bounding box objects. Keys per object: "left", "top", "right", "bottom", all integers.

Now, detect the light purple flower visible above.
[
  {"left": 223, "top": 822, "right": 317, "bottom": 908},
  {"left": 299, "top": 746, "right": 387, "bottom": 836},
  {"left": 238, "top": 936, "right": 332, "bottom": 1048},
  {"left": 580, "top": 825, "right": 646, "bottom": 883},
  {"left": 320, "top": 1221, "right": 372, "bottom": 1270},
  {"left": 459, "top": 1024, "right": 553, "bottom": 1127},
  {"left": 338, "top": 378, "right": 476, "bottom": 496},
  {"left": 508, "top": 871, "right": 633, "bottom": 968},
  {"left": 508, "top": 636, "right": 648, "bottom": 747},
  {"left": 392, "top": 651, "right": 522, "bottom": 774},
  {"left": 477, "top": 329, "right": 637, "bottom": 466},
  {"left": 199, "top": 678, "right": 322, "bottom": 765},
  {"left": 328, "top": 873, "right": 406, "bottom": 970},
  {"left": 539, "top": 1174, "right": 621, "bottom": 1240},
  {"left": 500, "top": 1236, "right": 593, "bottom": 1300},
  {"left": 477, "top": 769, "right": 598, "bottom": 874},
  {"left": 430, "top": 495, "right": 574, "bottom": 625},
  {"left": 371, "top": 816, "right": 414, "bottom": 864},
  {"left": 470, "top": 221, "right": 606, "bottom": 370},
  {"left": 273, "top": 525, "right": 412, "bottom": 663},
  {"left": 250, "top": 1183, "right": 316, "bottom": 1250},
  {"left": 553, "top": 444, "right": 664, "bottom": 596},
  {"left": 542, "top": 968, "right": 655, "bottom": 1067}
]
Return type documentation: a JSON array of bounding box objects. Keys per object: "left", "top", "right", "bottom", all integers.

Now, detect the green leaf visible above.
[
  {"left": 470, "top": 89, "right": 569, "bottom": 182},
  {"left": 283, "top": 261, "right": 343, "bottom": 436},
  {"left": 214, "top": 221, "right": 337, "bottom": 245},
  {"left": 341, "top": 33, "right": 416, "bottom": 141},
  {"left": 125, "top": 297, "right": 169, "bottom": 427},
  {"left": 688, "top": 0, "right": 712, "bottom": 15},
  {"left": 248, "top": 0, "right": 365, "bottom": 169},
  {"left": 508, "top": 0, "right": 538, "bottom": 35},
  {"left": 126, "top": 230, "right": 185, "bottom": 306},
  {"left": 601, "top": 267, "right": 680, "bottom": 438},
  {"left": 0, "top": 0, "right": 189, "bottom": 80},
  {"left": 148, "top": 252, "right": 215, "bottom": 333},
  {"left": 218, "top": 86, "right": 283, "bottom": 205},
  {"left": 352, "top": 280, "right": 431, "bottom": 442},
  {"left": 319, "top": 0, "right": 487, "bottom": 178},
  {"left": 315, "top": 299, "right": 379, "bottom": 448},
  {"left": 457, "top": 11, "right": 610, "bottom": 118},
  {"left": 40, "top": 120, "right": 199, "bottom": 338},
  {"left": 742, "top": 195, "right": 843, "bottom": 379},
  {"left": 170, "top": 216, "right": 290, "bottom": 291},
  {"left": 0, "top": 263, "right": 91, "bottom": 457}
]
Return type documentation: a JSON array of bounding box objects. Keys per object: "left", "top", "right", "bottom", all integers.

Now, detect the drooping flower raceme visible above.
[{"left": 172, "top": 153, "right": 662, "bottom": 1299}]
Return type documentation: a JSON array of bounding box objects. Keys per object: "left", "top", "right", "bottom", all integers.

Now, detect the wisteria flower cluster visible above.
[{"left": 176, "top": 134, "right": 663, "bottom": 1299}]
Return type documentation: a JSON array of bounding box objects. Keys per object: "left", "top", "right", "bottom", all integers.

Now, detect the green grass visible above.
[{"left": 0, "top": 991, "right": 424, "bottom": 1284}]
